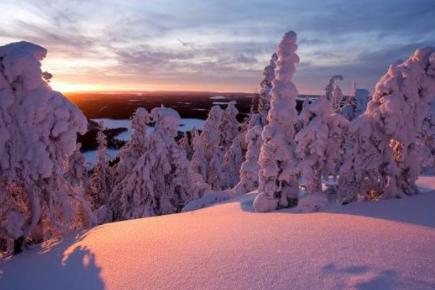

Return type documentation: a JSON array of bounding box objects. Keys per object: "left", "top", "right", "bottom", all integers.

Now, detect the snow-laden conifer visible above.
[
  {"left": 87, "top": 125, "right": 113, "bottom": 217},
  {"left": 295, "top": 96, "right": 349, "bottom": 198},
  {"left": 338, "top": 47, "right": 435, "bottom": 203},
  {"left": 0, "top": 42, "right": 93, "bottom": 253},
  {"left": 219, "top": 101, "right": 240, "bottom": 151},
  {"left": 191, "top": 106, "right": 225, "bottom": 189},
  {"left": 258, "top": 53, "right": 278, "bottom": 126},
  {"left": 232, "top": 125, "right": 262, "bottom": 195},
  {"left": 114, "top": 107, "right": 149, "bottom": 183},
  {"left": 254, "top": 31, "right": 300, "bottom": 212},
  {"left": 113, "top": 107, "right": 206, "bottom": 220}
]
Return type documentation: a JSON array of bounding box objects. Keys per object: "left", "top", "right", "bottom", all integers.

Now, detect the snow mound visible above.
[
  {"left": 182, "top": 190, "right": 231, "bottom": 212},
  {"left": 1, "top": 177, "right": 435, "bottom": 290},
  {"left": 296, "top": 192, "right": 329, "bottom": 212}
]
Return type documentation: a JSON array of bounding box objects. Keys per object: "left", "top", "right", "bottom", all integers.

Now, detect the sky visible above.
[{"left": 0, "top": 0, "right": 434, "bottom": 95}]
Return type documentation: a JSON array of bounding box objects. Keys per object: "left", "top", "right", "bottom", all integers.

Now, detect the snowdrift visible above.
[{"left": 1, "top": 177, "right": 435, "bottom": 290}]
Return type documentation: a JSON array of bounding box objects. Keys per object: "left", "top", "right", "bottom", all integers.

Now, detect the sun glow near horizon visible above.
[{"left": 49, "top": 80, "right": 162, "bottom": 94}]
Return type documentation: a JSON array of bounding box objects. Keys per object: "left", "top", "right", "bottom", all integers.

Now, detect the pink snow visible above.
[{"left": 1, "top": 177, "right": 435, "bottom": 290}]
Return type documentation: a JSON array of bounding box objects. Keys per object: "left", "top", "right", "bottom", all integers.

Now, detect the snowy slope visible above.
[{"left": 1, "top": 178, "right": 435, "bottom": 290}]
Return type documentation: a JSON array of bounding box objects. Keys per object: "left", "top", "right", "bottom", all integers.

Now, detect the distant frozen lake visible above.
[
  {"left": 85, "top": 117, "right": 205, "bottom": 166},
  {"left": 212, "top": 101, "right": 236, "bottom": 105},
  {"left": 209, "top": 95, "right": 227, "bottom": 100}
]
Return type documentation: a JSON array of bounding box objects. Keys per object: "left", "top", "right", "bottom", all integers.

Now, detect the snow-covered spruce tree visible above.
[
  {"left": 323, "top": 113, "right": 349, "bottom": 183},
  {"left": 112, "top": 107, "right": 206, "bottom": 220},
  {"left": 258, "top": 53, "right": 278, "bottom": 126},
  {"left": 295, "top": 96, "right": 349, "bottom": 195},
  {"left": 295, "top": 97, "right": 332, "bottom": 194},
  {"left": 222, "top": 132, "right": 245, "bottom": 189},
  {"left": 338, "top": 47, "right": 435, "bottom": 203},
  {"left": 332, "top": 84, "right": 344, "bottom": 112},
  {"left": 179, "top": 131, "right": 194, "bottom": 160},
  {"left": 418, "top": 103, "right": 435, "bottom": 173},
  {"left": 191, "top": 106, "right": 225, "bottom": 189},
  {"left": 325, "top": 75, "right": 343, "bottom": 102},
  {"left": 87, "top": 125, "right": 113, "bottom": 215},
  {"left": 232, "top": 125, "right": 262, "bottom": 195},
  {"left": 65, "top": 143, "right": 88, "bottom": 190},
  {"left": 114, "top": 107, "right": 149, "bottom": 183},
  {"left": 219, "top": 101, "right": 240, "bottom": 151},
  {"left": 0, "top": 42, "right": 94, "bottom": 254},
  {"left": 254, "top": 31, "right": 300, "bottom": 212}
]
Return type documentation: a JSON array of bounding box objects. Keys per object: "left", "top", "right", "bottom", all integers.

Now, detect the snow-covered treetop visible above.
[
  {"left": 203, "top": 105, "right": 223, "bottom": 131},
  {"left": 0, "top": 41, "right": 87, "bottom": 180},
  {"left": 151, "top": 107, "right": 180, "bottom": 136},
  {"left": 259, "top": 53, "right": 277, "bottom": 96},
  {"left": 367, "top": 47, "right": 435, "bottom": 142},
  {"left": 266, "top": 31, "right": 299, "bottom": 126},
  {"left": 130, "top": 107, "right": 149, "bottom": 144},
  {"left": 338, "top": 47, "right": 435, "bottom": 201},
  {"left": 300, "top": 95, "right": 333, "bottom": 124},
  {"left": 325, "top": 75, "right": 343, "bottom": 101},
  {"left": 263, "top": 53, "right": 277, "bottom": 82},
  {"left": 133, "top": 107, "right": 149, "bottom": 124},
  {"left": 0, "top": 41, "right": 47, "bottom": 91}
]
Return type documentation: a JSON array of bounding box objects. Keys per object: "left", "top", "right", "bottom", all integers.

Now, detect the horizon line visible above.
[{"left": 62, "top": 89, "right": 325, "bottom": 97}]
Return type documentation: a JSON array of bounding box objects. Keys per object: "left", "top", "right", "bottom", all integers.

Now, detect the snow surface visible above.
[{"left": 1, "top": 177, "right": 434, "bottom": 290}]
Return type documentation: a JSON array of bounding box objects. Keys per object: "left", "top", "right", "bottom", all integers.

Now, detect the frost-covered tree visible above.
[
  {"left": 87, "top": 125, "right": 113, "bottom": 214},
  {"left": 295, "top": 96, "right": 349, "bottom": 194},
  {"left": 332, "top": 84, "right": 344, "bottom": 112},
  {"left": 232, "top": 125, "right": 262, "bottom": 195},
  {"left": 191, "top": 106, "right": 225, "bottom": 189},
  {"left": 112, "top": 107, "right": 207, "bottom": 220},
  {"left": 222, "top": 132, "right": 245, "bottom": 189},
  {"left": 0, "top": 42, "right": 94, "bottom": 254},
  {"left": 418, "top": 103, "right": 435, "bottom": 173},
  {"left": 114, "top": 107, "right": 149, "bottom": 183},
  {"left": 179, "top": 132, "right": 194, "bottom": 160},
  {"left": 254, "top": 31, "right": 300, "bottom": 212},
  {"left": 65, "top": 144, "right": 88, "bottom": 189},
  {"left": 295, "top": 97, "right": 331, "bottom": 193},
  {"left": 338, "top": 47, "right": 435, "bottom": 203},
  {"left": 324, "top": 113, "right": 349, "bottom": 182},
  {"left": 219, "top": 101, "right": 240, "bottom": 151},
  {"left": 325, "top": 75, "right": 343, "bottom": 102},
  {"left": 258, "top": 53, "right": 278, "bottom": 125}
]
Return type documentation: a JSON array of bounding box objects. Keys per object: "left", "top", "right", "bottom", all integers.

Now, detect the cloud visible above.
[{"left": 1, "top": 0, "right": 433, "bottom": 93}]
